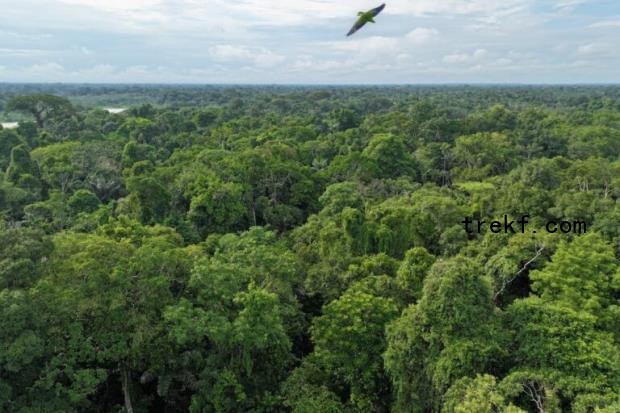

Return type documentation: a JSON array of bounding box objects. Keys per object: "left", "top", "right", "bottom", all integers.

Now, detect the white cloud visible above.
[
  {"left": 326, "top": 36, "right": 400, "bottom": 53},
  {"left": 494, "top": 57, "right": 512, "bottom": 66},
  {"left": 473, "top": 48, "right": 488, "bottom": 58},
  {"left": 55, "top": 0, "right": 169, "bottom": 28},
  {"left": 209, "top": 45, "right": 254, "bottom": 61},
  {"left": 215, "top": 0, "right": 352, "bottom": 25},
  {"left": 290, "top": 56, "right": 345, "bottom": 72},
  {"left": 576, "top": 43, "right": 610, "bottom": 56},
  {"left": 443, "top": 48, "right": 487, "bottom": 64},
  {"left": 36, "top": 0, "right": 536, "bottom": 34},
  {"left": 0, "top": 0, "right": 618, "bottom": 83},
  {"left": 0, "top": 62, "right": 223, "bottom": 83},
  {"left": 0, "top": 48, "right": 50, "bottom": 57},
  {"left": 552, "top": 0, "right": 589, "bottom": 11},
  {"left": 55, "top": 0, "right": 162, "bottom": 11},
  {"left": 0, "top": 30, "right": 51, "bottom": 40},
  {"left": 209, "top": 44, "right": 285, "bottom": 68},
  {"left": 588, "top": 19, "right": 620, "bottom": 28},
  {"left": 387, "top": 0, "right": 529, "bottom": 17},
  {"left": 443, "top": 53, "right": 469, "bottom": 64},
  {"left": 405, "top": 28, "right": 438, "bottom": 44},
  {"left": 21, "top": 62, "right": 66, "bottom": 79}
]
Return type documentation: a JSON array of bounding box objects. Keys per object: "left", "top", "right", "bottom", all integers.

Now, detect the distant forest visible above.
[{"left": 0, "top": 84, "right": 618, "bottom": 412}]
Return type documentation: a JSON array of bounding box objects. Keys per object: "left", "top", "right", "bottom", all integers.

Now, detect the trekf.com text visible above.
[{"left": 462, "top": 215, "right": 587, "bottom": 234}]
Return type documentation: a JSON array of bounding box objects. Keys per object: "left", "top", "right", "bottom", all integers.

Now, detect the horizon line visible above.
[{"left": 1, "top": 82, "right": 620, "bottom": 87}]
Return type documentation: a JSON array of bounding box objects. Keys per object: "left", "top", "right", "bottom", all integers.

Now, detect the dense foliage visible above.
[{"left": 0, "top": 85, "right": 618, "bottom": 413}]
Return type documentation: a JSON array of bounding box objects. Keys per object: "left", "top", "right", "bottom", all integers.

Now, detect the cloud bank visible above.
[{"left": 0, "top": 0, "right": 617, "bottom": 83}]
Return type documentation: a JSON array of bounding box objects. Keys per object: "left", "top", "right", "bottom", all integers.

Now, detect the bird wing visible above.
[
  {"left": 346, "top": 4, "right": 386, "bottom": 36},
  {"left": 370, "top": 3, "right": 386, "bottom": 17},
  {"left": 347, "top": 17, "right": 367, "bottom": 36}
]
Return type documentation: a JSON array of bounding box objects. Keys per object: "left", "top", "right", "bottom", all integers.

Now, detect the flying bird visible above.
[{"left": 347, "top": 3, "right": 386, "bottom": 37}]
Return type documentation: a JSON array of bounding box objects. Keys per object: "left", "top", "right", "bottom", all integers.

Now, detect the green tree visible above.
[
  {"left": 385, "top": 256, "right": 508, "bottom": 412},
  {"left": 33, "top": 221, "right": 193, "bottom": 412},
  {"left": 299, "top": 289, "right": 399, "bottom": 411},
  {"left": 396, "top": 247, "right": 435, "bottom": 302},
  {"left": 6, "top": 94, "right": 75, "bottom": 129},
  {"left": 187, "top": 179, "right": 247, "bottom": 237},
  {"left": 504, "top": 297, "right": 620, "bottom": 411},
  {"left": 164, "top": 228, "right": 301, "bottom": 412},
  {"left": 362, "top": 133, "right": 417, "bottom": 179},
  {"left": 5, "top": 144, "right": 42, "bottom": 199},
  {"left": 530, "top": 234, "right": 618, "bottom": 319},
  {"left": 67, "top": 189, "right": 101, "bottom": 215},
  {"left": 443, "top": 374, "right": 525, "bottom": 413},
  {"left": 452, "top": 132, "right": 517, "bottom": 180},
  {"left": 124, "top": 174, "right": 171, "bottom": 225}
]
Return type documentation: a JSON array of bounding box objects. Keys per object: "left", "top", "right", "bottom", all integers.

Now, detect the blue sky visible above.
[{"left": 0, "top": 0, "right": 618, "bottom": 83}]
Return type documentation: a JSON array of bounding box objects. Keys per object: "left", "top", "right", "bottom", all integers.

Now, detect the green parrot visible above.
[{"left": 347, "top": 3, "right": 386, "bottom": 36}]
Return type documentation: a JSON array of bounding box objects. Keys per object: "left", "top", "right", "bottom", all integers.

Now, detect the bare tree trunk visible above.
[
  {"left": 523, "top": 380, "right": 545, "bottom": 413},
  {"left": 494, "top": 244, "right": 544, "bottom": 303},
  {"left": 34, "top": 109, "right": 45, "bottom": 129},
  {"left": 121, "top": 365, "right": 134, "bottom": 413}
]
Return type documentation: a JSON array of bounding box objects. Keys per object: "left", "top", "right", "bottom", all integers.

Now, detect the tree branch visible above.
[{"left": 494, "top": 244, "right": 545, "bottom": 301}]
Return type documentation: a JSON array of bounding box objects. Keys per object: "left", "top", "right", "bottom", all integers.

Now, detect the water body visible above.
[
  {"left": 1, "top": 108, "right": 125, "bottom": 129},
  {"left": 103, "top": 107, "right": 126, "bottom": 114}
]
